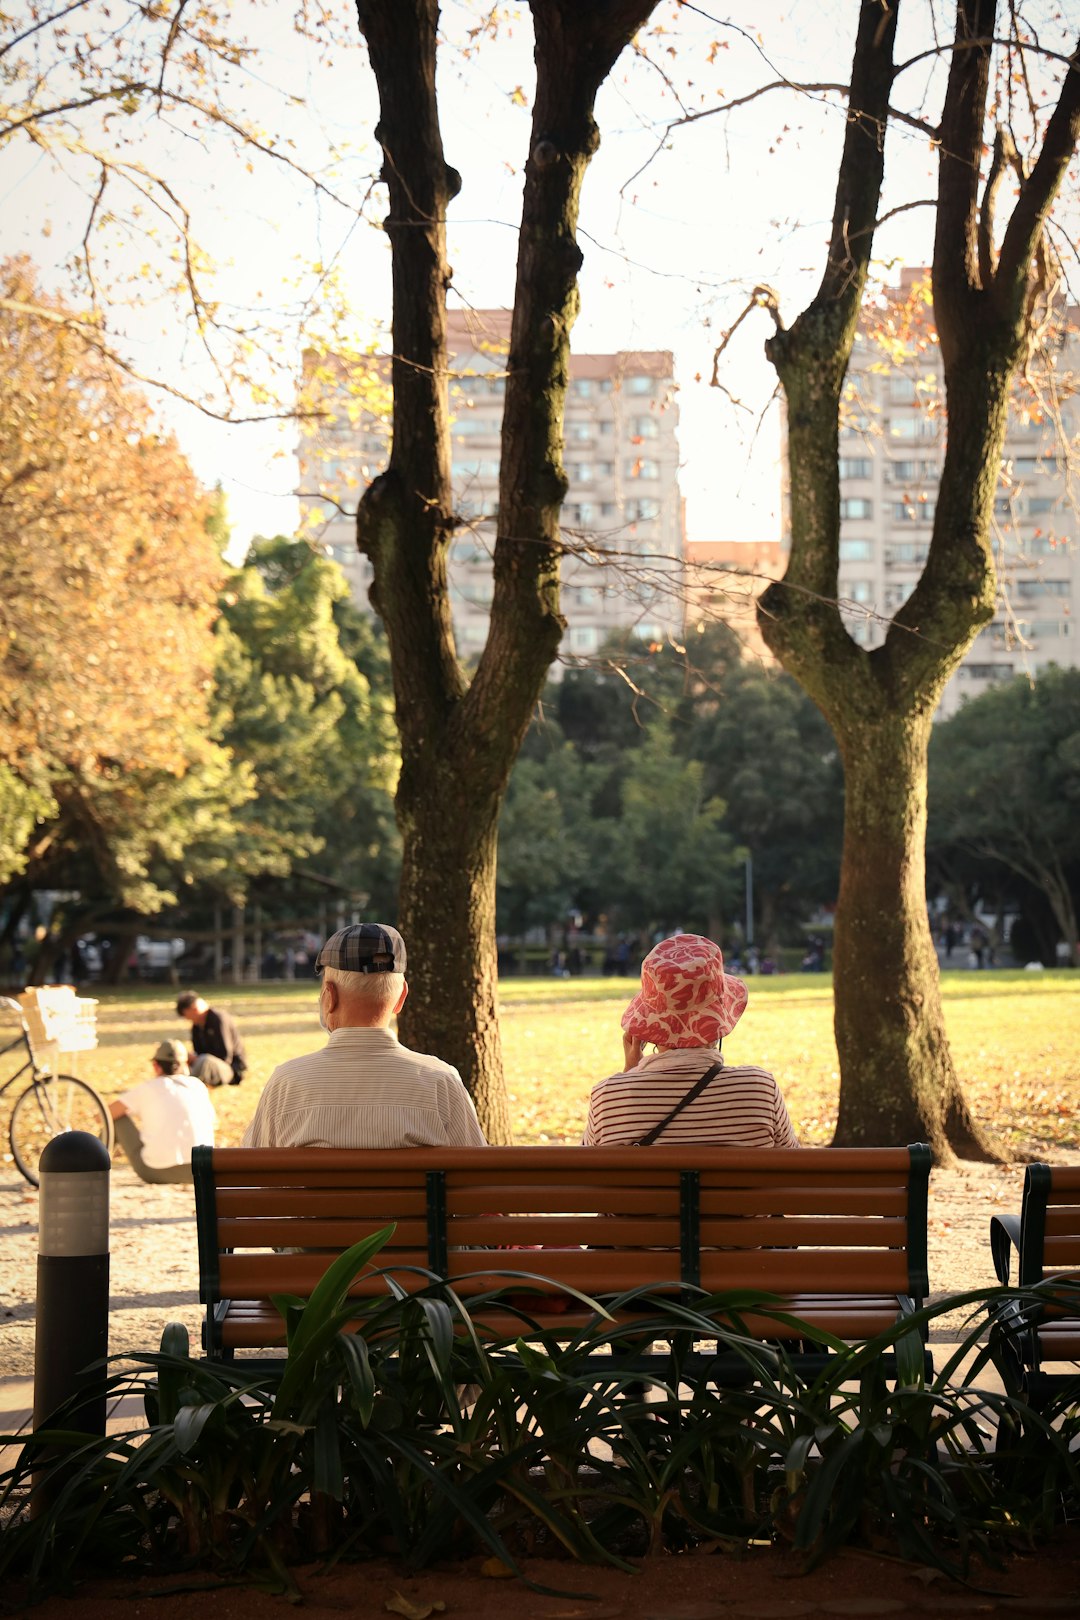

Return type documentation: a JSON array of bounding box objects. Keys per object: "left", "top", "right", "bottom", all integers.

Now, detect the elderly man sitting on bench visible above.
[{"left": 242, "top": 923, "right": 487, "bottom": 1150}]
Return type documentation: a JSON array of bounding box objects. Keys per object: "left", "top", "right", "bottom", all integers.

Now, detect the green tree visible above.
[
  {"left": 212, "top": 537, "right": 399, "bottom": 911},
  {"left": 497, "top": 743, "right": 607, "bottom": 937},
  {"left": 600, "top": 718, "right": 743, "bottom": 940},
  {"left": 685, "top": 647, "right": 843, "bottom": 946},
  {"left": 929, "top": 667, "right": 1080, "bottom": 963}
]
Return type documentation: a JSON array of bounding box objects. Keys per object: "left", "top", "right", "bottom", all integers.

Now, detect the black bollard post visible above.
[{"left": 33, "top": 1131, "right": 110, "bottom": 1454}]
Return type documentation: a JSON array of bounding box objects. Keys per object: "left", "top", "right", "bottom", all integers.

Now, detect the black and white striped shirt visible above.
[{"left": 582, "top": 1045, "right": 798, "bottom": 1148}]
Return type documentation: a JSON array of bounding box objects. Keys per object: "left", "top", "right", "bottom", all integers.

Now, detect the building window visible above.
[
  {"left": 890, "top": 459, "right": 937, "bottom": 482},
  {"left": 569, "top": 625, "right": 600, "bottom": 653},
  {"left": 452, "top": 417, "right": 500, "bottom": 436},
  {"left": 847, "top": 580, "right": 874, "bottom": 603},
  {"left": 626, "top": 458, "right": 660, "bottom": 479},
  {"left": 629, "top": 416, "right": 659, "bottom": 439},
  {"left": 888, "top": 416, "right": 937, "bottom": 440},
  {"left": 568, "top": 422, "right": 593, "bottom": 441},
  {"left": 839, "top": 457, "right": 873, "bottom": 480},
  {"left": 1013, "top": 578, "right": 1070, "bottom": 599},
  {"left": 626, "top": 498, "right": 661, "bottom": 521},
  {"left": 885, "top": 542, "right": 929, "bottom": 565},
  {"left": 625, "top": 376, "right": 654, "bottom": 395},
  {"left": 839, "top": 539, "right": 872, "bottom": 561},
  {"left": 452, "top": 458, "right": 500, "bottom": 479},
  {"left": 572, "top": 378, "right": 595, "bottom": 398},
  {"left": 1028, "top": 496, "right": 1057, "bottom": 515},
  {"left": 893, "top": 500, "right": 935, "bottom": 523},
  {"left": 966, "top": 664, "right": 1011, "bottom": 680},
  {"left": 840, "top": 497, "right": 873, "bottom": 519}
]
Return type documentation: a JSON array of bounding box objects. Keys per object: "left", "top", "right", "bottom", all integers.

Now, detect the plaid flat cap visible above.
[{"left": 315, "top": 923, "right": 407, "bottom": 976}]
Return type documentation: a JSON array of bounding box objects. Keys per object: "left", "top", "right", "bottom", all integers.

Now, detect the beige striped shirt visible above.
[
  {"left": 583, "top": 1045, "right": 798, "bottom": 1149},
  {"left": 241, "top": 1026, "right": 487, "bottom": 1149}
]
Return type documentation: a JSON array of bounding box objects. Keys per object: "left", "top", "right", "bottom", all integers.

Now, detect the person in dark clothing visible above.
[{"left": 175, "top": 991, "right": 248, "bottom": 1086}]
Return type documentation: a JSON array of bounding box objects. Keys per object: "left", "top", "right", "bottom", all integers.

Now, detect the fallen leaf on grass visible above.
[
  {"left": 385, "top": 1591, "right": 446, "bottom": 1618},
  {"left": 480, "top": 1556, "right": 516, "bottom": 1579}
]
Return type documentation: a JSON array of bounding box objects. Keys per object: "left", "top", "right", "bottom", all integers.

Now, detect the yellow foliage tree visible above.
[{"left": 0, "top": 257, "right": 225, "bottom": 872}]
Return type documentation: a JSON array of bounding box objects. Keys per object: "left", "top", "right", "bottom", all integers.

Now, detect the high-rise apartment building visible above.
[
  {"left": 299, "top": 309, "right": 684, "bottom": 666},
  {"left": 802, "top": 270, "right": 1079, "bottom": 716}
]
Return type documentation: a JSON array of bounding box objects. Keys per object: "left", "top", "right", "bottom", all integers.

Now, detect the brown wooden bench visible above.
[
  {"left": 192, "top": 1143, "right": 932, "bottom": 1381},
  {"left": 990, "top": 1163, "right": 1080, "bottom": 1406}
]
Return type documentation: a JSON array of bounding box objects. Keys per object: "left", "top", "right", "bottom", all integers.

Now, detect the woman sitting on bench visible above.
[{"left": 583, "top": 933, "right": 798, "bottom": 1149}]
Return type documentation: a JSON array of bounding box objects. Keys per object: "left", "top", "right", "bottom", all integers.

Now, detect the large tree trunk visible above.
[
  {"left": 757, "top": 0, "right": 1080, "bottom": 1161},
  {"left": 354, "top": 0, "right": 658, "bottom": 1137},
  {"left": 831, "top": 711, "right": 987, "bottom": 1157}
]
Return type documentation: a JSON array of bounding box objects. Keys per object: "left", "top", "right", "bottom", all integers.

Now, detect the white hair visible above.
[{"left": 323, "top": 965, "right": 403, "bottom": 1020}]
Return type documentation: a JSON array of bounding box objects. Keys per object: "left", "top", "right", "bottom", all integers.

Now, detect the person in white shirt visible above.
[
  {"left": 242, "top": 923, "right": 487, "bottom": 1150},
  {"left": 109, "top": 1038, "right": 216, "bottom": 1184}
]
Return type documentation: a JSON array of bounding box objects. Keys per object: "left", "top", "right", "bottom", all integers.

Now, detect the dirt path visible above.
[{"left": 4, "top": 1151, "right": 1079, "bottom": 1382}]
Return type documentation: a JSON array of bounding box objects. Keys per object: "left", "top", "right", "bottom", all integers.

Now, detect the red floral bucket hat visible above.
[{"left": 621, "top": 934, "right": 748, "bottom": 1049}]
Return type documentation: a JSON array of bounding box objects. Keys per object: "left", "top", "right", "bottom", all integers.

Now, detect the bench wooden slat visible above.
[
  {"left": 1041, "top": 1237, "right": 1080, "bottom": 1272},
  {"left": 697, "top": 1216, "right": 908, "bottom": 1248},
  {"left": 218, "top": 1218, "right": 433, "bottom": 1248},
  {"left": 210, "top": 1146, "right": 916, "bottom": 1173},
  {"left": 211, "top": 1215, "right": 910, "bottom": 1252},
  {"left": 699, "top": 1188, "right": 907, "bottom": 1216},
  {"left": 699, "top": 1250, "right": 911, "bottom": 1293},
  {"left": 216, "top": 1247, "right": 913, "bottom": 1300},
  {"left": 219, "top": 1254, "right": 435, "bottom": 1294},
  {"left": 212, "top": 1297, "right": 914, "bottom": 1352},
  {"left": 451, "top": 1216, "right": 680, "bottom": 1246},
  {"left": 445, "top": 1186, "right": 682, "bottom": 1216},
  {"left": 217, "top": 1189, "right": 431, "bottom": 1218}
]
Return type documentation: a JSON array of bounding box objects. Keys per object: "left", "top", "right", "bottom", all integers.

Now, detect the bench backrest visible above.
[
  {"left": 193, "top": 1144, "right": 930, "bottom": 1315},
  {"left": 1016, "top": 1164, "right": 1080, "bottom": 1287}
]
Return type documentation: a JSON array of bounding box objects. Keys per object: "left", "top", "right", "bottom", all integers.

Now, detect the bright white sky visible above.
[{"left": 4, "top": 0, "right": 1045, "bottom": 559}]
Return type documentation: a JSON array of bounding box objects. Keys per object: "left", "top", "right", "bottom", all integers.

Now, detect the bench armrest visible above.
[{"left": 990, "top": 1213, "right": 1022, "bottom": 1285}]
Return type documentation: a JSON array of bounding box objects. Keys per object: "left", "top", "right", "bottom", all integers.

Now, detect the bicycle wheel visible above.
[{"left": 9, "top": 1075, "right": 114, "bottom": 1188}]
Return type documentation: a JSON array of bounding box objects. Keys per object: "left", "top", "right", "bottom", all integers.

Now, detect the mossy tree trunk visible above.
[
  {"left": 758, "top": 0, "right": 1080, "bottom": 1161},
  {"left": 354, "top": 0, "right": 658, "bottom": 1138}
]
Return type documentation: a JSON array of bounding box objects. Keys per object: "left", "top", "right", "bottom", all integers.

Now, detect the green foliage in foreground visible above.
[{"left": 2, "top": 1236, "right": 1078, "bottom": 1599}]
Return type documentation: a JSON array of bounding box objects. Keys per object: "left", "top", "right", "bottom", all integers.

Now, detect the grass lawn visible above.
[{"left": 23, "top": 968, "right": 1080, "bottom": 1154}]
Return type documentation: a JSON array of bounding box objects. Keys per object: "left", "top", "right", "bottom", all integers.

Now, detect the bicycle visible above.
[{"left": 0, "top": 994, "right": 113, "bottom": 1187}]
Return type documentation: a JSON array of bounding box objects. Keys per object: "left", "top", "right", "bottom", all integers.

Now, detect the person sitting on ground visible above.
[
  {"left": 583, "top": 933, "right": 798, "bottom": 1148},
  {"left": 242, "top": 923, "right": 487, "bottom": 1148},
  {"left": 175, "top": 991, "right": 248, "bottom": 1087},
  {"left": 109, "top": 1039, "right": 216, "bottom": 1185}
]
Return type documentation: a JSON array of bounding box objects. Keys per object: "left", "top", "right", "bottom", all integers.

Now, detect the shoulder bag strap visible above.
[{"left": 633, "top": 1061, "right": 723, "bottom": 1148}]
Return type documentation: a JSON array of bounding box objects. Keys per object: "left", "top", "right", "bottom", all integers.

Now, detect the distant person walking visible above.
[{"left": 175, "top": 991, "right": 248, "bottom": 1086}]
